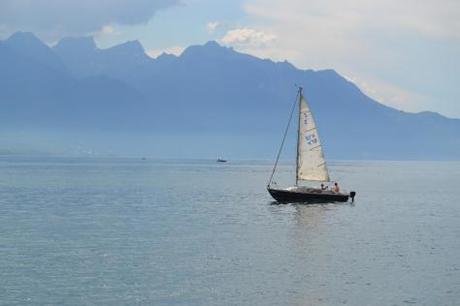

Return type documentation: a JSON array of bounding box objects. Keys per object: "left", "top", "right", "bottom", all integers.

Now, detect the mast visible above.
[{"left": 295, "top": 86, "right": 302, "bottom": 186}]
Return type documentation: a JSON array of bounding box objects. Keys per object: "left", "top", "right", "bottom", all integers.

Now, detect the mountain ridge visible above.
[{"left": 0, "top": 32, "right": 458, "bottom": 159}]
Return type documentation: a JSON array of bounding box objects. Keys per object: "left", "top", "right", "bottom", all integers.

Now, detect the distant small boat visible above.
[
  {"left": 267, "top": 87, "right": 356, "bottom": 203},
  {"left": 217, "top": 158, "right": 227, "bottom": 163}
]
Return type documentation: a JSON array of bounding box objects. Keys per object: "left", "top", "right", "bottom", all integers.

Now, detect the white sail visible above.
[{"left": 297, "top": 94, "right": 330, "bottom": 182}]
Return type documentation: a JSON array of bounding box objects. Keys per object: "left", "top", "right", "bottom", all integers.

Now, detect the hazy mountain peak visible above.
[
  {"left": 4, "top": 31, "right": 66, "bottom": 72},
  {"left": 157, "top": 52, "right": 177, "bottom": 59},
  {"left": 54, "top": 36, "right": 97, "bottom": 54},
  {"left": 155, "top": 52, "right": 178, "bottom": 63},
  {"left": 313, "top": 69, "right": 353, "bottom": 86},
  {"left": 180, "top": 40, "right": 242, "bottom": 61},
  {"left": 107, "top": 40, "right": 145, "bottom": 55},
  {"left": 417, "top": 111, "right": 452, "bottom": 120},
  {"left": 6, "top": 31, "right": 47, "bottom": 48},
  {"left": 203, "top": 40, "right": 221, "bottom": 48},
  {"left": 315, "top": 68, "right": 341, "bottom": 78}
]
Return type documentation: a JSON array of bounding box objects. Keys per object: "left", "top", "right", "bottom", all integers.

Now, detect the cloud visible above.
[
  {"left": 0, "top": 0, "right": 180, "bottom": 39},
  {"left": 235, "top": 0, "right": 460, "bottom": 117},
  {"left": 206, "top": 21, "right": 221, "bottom": 33},
  {"left": 93, "top": 25, "right": 124, "bottom": 42},
  {"left": 342, "top": 73, "right": 431, "bottom": 113},
  {"left": 245, "top": 0, "right": 460, "bottom": 41},
  {"left": 147, "top": 46, "right": 184, "bottom": 58},
  {"left": 220, "top": 28, "right": 276, "bottom": 47},
  {"left": 100, "top": 25, "right": 115, "bottom": 35},
  {"left": 239, "top": 0, "right": 460, "bottom": 67}
]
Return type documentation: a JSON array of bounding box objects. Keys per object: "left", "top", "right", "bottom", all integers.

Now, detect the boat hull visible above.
[{"left": 268, "top": 187, "right": 350, "bottom": 203}]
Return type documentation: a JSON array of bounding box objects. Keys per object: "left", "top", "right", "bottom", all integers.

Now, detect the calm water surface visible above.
[{"left": 0, "top": 157, "right": 459, "bottom": 305}]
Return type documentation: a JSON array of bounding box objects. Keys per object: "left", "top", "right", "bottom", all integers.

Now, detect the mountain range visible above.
[{"left": 1, "top": 31, "right": 459, "bottom": 159}]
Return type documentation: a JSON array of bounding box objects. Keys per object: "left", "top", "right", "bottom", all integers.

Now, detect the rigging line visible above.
[
  {"left": 267, "top": 90, "right": 300, "bottom": 187},
  {"left": 332, "top": 171, "right": 346, "bottom": 183}
]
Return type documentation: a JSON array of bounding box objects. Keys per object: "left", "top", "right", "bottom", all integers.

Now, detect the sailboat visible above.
[{"left": 267, "top": 87, "right": 356, "bottom": 203}]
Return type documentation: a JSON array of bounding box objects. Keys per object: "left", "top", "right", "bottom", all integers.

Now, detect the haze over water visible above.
[{"left": 0, "top": 157, "right": 459, "bottom": 305}]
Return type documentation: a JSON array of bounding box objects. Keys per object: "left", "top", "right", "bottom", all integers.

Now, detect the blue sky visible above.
[{"left": 1, "top": 0, "right": 459, "bottom": 118}]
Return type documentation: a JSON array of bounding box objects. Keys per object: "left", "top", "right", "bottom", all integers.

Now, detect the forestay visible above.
[{"left": 297, "top": 94, "right": 330, "bottom": 182}]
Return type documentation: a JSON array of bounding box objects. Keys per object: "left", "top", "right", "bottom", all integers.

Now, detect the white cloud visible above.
[
  {"left": 147, "top": 46, "right": 184, "bottom": 58},
  {"left": 236, "top": 0, "right": 460, "bottom": 116},
  {"left": 239, "top": 0, "right": 460, "bottom": 67},
  {"left": 220, "top": 28, "right": 276, "bottom": 47},
  {"left": 206, "top": 21, "right": 221, "bottom": 33},
  {"left": 245, "top": 0, "right": 460, "bottom": 41},
  {"left": 92, "top": 25, "right": 123, "bottom": 43},
  {"left": 342, "top": 73, "right": 430, "bottom": 113},
  {"left": 101, "top": 25, "right": 115, "bottom": 35},
  {"left": 0, "top": 0, "right": 180, "bottom": 39}
]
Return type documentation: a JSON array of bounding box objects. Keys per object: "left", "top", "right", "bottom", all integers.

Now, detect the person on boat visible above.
[
  {"left": 332, "top": 182, "right": 340, "bottom": 193},
  {"left": 320, "top": 183, "right": 328, "bottom": 191}
]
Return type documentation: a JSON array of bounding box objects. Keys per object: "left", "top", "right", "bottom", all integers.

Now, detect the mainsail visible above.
[{"left": 296, "top": 93, "right": 330, "bottom": 182}]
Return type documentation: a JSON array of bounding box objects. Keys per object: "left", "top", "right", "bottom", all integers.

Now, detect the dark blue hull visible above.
[{"left": 268, "top": 187, "right": 351, "bottom": 203}]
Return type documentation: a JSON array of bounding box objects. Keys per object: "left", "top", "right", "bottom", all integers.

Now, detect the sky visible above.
[{"left": 1, "top": 0, "right": 459, "bottom": 118}]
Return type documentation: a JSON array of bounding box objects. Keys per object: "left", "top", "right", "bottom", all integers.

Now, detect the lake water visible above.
[{"left": 0, "top": 157, "right": 459, "bottom": 305}]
